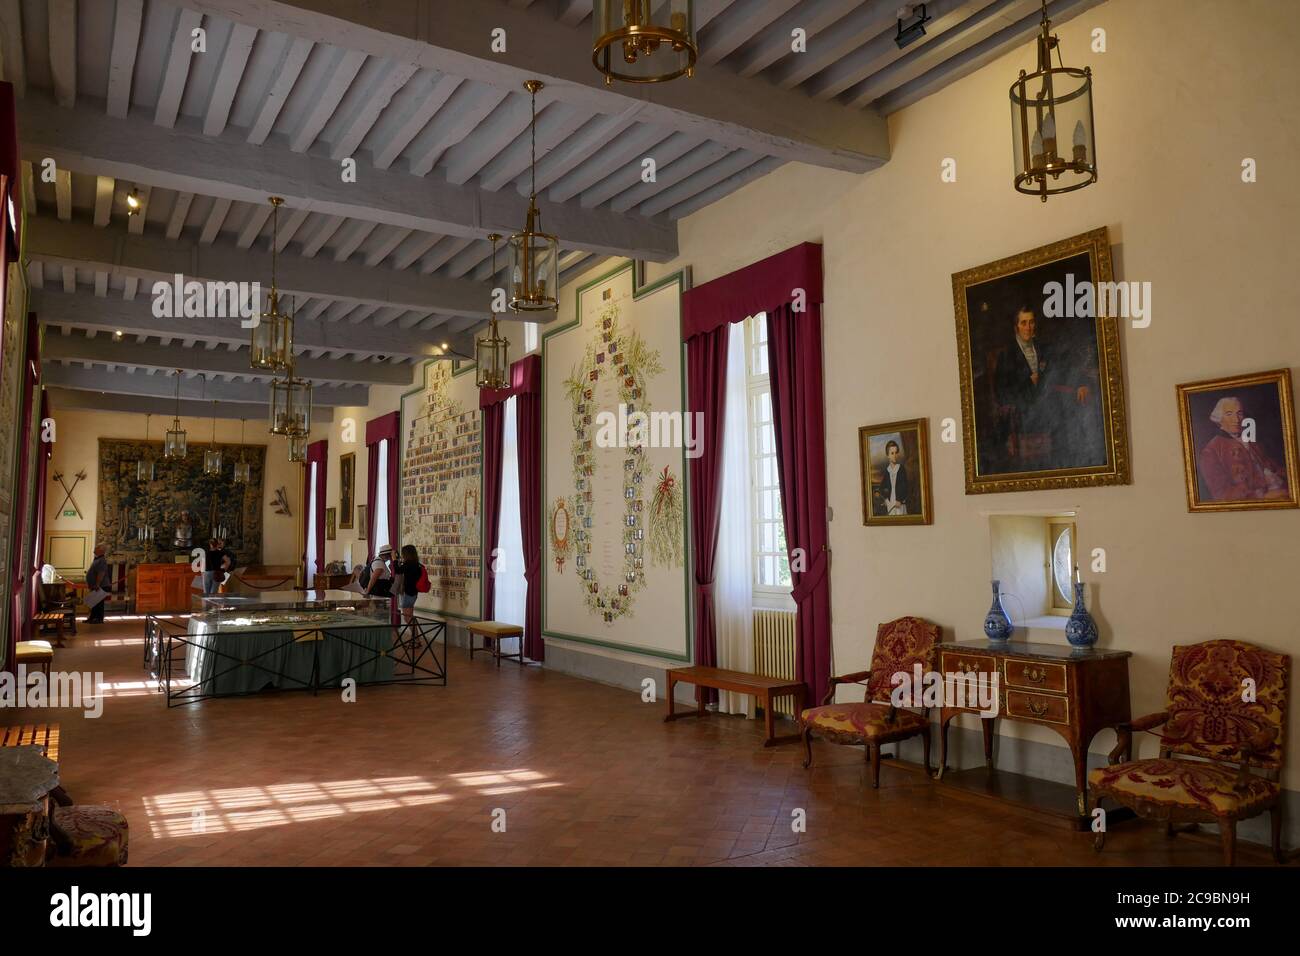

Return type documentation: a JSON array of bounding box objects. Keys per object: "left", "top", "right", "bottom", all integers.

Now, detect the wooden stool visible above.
[
  {"left": 0, "top": 723, "right": 61, "bottom": 763},
  {"left": 15, "top": 641, "right": 53, "bottom": 680},
  {"left": 466, "top": 621, "right": 525, "bottom": 668},
  {"left": 33, "top": 612, "right": 67, "bottom": 647}
]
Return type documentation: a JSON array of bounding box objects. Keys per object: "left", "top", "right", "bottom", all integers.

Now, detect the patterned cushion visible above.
[
  {"left": 866, "top": 617, "right": 940, "bottom": 702},
  {"left": 1089, "top": 758, "right": 1278, "bottom": 817},
  {"left": 800, "top": 702, "right": 929, "bottom": 740},
  {"left": 1162, "top": 640, "right": 1289, "bottom": 769},
  {"left": 48, "top": 805, "right": 129, "bottom": 867}
]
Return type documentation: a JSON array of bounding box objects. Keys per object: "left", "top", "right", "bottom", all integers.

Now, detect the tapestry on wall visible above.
[
  {"left": 543, "top": 261, "right": 690, "bottom": 661},
  {"left": 0, "top": 261, "right": 28, "bottom": 656},
  {"left": 96, "top": 440, "right": 267, "bottom": 563},
  {"left": 400, "top": 360, "right": 482, "bottom": 619}
]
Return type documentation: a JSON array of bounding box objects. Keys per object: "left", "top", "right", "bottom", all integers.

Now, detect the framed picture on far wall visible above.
[
  {"left": 325, "top": 507, "right": 337, "bottom": 540},
  {"left": 859, "top": 418, "right": 933, "bottom": 526},
  {"left": 357, "top": 507, "right": 366, "bottom": 541},
  {"left": 339, "top": 453, "right": 355, "bottom": 528},
  {"left": 1176, "top": 368, "right": 1299, "bottom": 513},
  {"left": 952, "top": 227, "right": 1131, "bottom": 494}
]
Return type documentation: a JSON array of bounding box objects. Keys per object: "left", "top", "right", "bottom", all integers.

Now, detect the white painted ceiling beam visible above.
[
  {"left": 477, "top": 101, "right": 589, "bottom": 193},
  {"left": 441, "top": 93, "right": 534, "bottom": 187},
  {"left": 46, "top": 387, "right": 276, "bottom": 421},
  {"left": 406, "top": 84, "right": 509, "bottom": 177},
  {"left": 54, "top": 167, "right": 72, "bottom": 221},
  {"left": 42, "top": 362, "right": 367, "bottom": 405},
  {"left": 165, "top": 191, "right": 195, "bottom": 240},
  {"left": 729, "top": 0, "right": 860, "bottom": 78},
  {"left": 20, "top": 95, "right": 679, "bottom": 260},
  {"left": 610, "top": 141, "right": 732, "bottom": 213},
  {"left": 290, "top": 47, "right": 368, "bottom": 152},
  {"left": 33, "top": 290, "right": 477, "bottom": 362},
  {"left": 547, "top": 124, "right": 672, "bottom": 204},
  {"left": 637, "top": 149, "right": 766, "bottom": 217},
  {"left": 204, "top": 21, "right": 259, "bottom": 136},
  {"left": 667, "top": 156, "right": 784, "bottom": 220},
  {"left": 698, "top": 0, "right": 798, "bottom": 67},
  {"left": 155, "top": 8, "right": 205, "bottom": 128},
  {"left": 180, "top": 0, "right": 888, "bottom": 172},
  {"left": 0, "top": 0, "right": 26, "bottom": 97},
  {"left": 46, "top": 0, "right": 76, "bottom": 108},
  {"left": 274, "top": 206, "right": 311, "bottom": 252},
  {"left": 27, "top": 216, "right": 492, "bottom": 319},
  {"left": 329, "top": 59, "right": 419, "bottom": 161},
  {"left": 769, "top": 0, "right": 899, "bottom": 90},
  {"left": 93, "top": 175, "right": 115, "bottom": 227},
  {"left": 106, "top": 0, "right": 143, "bottom": 118},
  {"left": 248, "top": 36, "right": 315, "bottom": 145},
  {"left": 369, "top": 71, "right": 463, "bottom": 170}
]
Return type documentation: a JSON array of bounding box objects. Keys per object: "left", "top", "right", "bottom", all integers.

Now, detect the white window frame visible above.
[{"left": 743, "top": 314, "right": 794, "bottom": 610}]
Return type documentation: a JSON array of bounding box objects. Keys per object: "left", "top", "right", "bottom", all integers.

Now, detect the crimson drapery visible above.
[
  {"left": 0, "top": 84, "right": 18, "bottom": 674},
  {"left": 364, "top": 412, "right": 400, "bottom": 563},
  {"left": 680, "top": 242, "right": 830, "bottom": 705},
  {"left": 481, "top": 356, "right": 543, "bottom": 658},
  {"left": 684, "top": 325, "right": 728, "bottom": 701},
  {"left": 29, "top": 392, "right": 50, "bottom": 644},
  {"left": 480, "top": 403, "right": 505, "bottom": 621},
  {"left": 305, "top": 440, "right": 327, "bottom": 587},
  {"left": 766, "top": 301, "right": 832, "bottom": 707},
  {"left": 12, "top": 314, "right": 40, "bottom": 646}
]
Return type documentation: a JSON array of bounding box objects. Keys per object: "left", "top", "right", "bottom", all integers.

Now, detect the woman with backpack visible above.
[{"left": 393, "top": 544, "right": 429, "bottom": 625}]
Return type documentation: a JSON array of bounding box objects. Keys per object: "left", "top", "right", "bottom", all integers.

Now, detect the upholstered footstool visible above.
[
  {"left": 47, "top": 805, "right": 129, "bottom": 867},
  {"left": 15, "top": 640, "right": 54, "bottom": 680}
]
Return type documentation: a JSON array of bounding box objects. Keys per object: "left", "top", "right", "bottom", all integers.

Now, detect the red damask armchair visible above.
[
  {"left": 1089, "top": 639, "right": 1290, "bottom": 865},
  {"left": 799, "top": 616, "right": 940, "bottom": 788}
]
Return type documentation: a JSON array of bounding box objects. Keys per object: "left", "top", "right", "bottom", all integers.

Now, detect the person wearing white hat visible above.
[{"left": 365, "top": 545, "right": 394, "bottom": 597}]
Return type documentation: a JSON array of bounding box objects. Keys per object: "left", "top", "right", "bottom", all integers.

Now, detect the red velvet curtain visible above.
[
  {"left": 680, "top": 242, "right": 830, "bottom": 704},
  {"left": 766, "top": 301, "right": 832, "bottom": 706},
  {"left": 364, "top": 412, "right": 400, "bottom": 564},
  {"left": 684, "top": 325, "right": 729, "bottom": 700},
  {"left": 479, "top": 356, "right": 540, "bottom": 645},
  {"left": 305, "top": 440, "right": 327, "bottom": 586},
  {"left": 0, "top": 84, "right": 17, "bottom": 674},
  {"left": 29, "top": 391, "right": 50, "bottom": 643},
  {"left": 480, "top": 403, "right": 505, "bottom": 621},
  {"left": 11, "top": 315, "right": 40, "bottom": 646}
]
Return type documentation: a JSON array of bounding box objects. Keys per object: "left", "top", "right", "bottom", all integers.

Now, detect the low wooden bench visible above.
[
  {"left": 466, "top": 621, "right": 525, "bottom": 667},
  {"left": 664, "top": 666, "right": 807, "bottom": 747},
  {"left": 0, "top": 723, "right": 60, "bottom": 763},
  {"left": 33, "top": 612, "right": 68, "bottom": 648}
]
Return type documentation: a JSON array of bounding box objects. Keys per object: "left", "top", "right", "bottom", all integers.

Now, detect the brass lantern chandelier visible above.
[
  {"left": 476, "top": 233, "right": 510, "bottom": 390},
  {"left": 287, "top": 432, "right": 308, "bottom": 463},
  {"left": 268, "top": 370, "right": 312, "bottom": 438},
  {"left": 250, "top": 197, "right": 294, "bottom": 370},
  {"left": 593, "top": 1, "right": 697, "bottom": 85},
  {"left": 1010, "top": 0, "right": 1097, "bottom": 201},
  {"left": 233, "top": 419, "right": 251, "bottom": 484},
  {"left": 136, "top": 414, "right": 155, "bottom": 481},
  {"left": 508, "top": 81, "right": 559, "bottom": 314},
  {"left": 163, "top": 369, "right": 187, "bottom": 459},
  {"left": 203, "top": 398, "right": 223, "bottom": 477}
]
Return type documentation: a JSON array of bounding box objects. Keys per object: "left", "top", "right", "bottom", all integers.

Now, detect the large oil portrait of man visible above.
[
  {"left": 952, "top": 227, "right": 1131, "bottom": 494},
  {"left": 1176, "top": 369, "right": 1298, "bottom": 513}
]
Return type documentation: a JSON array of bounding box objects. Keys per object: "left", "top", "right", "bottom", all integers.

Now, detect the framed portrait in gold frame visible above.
[
  {"left": 952, "top": 227, "right": 1130, "bottom": 494},
  {"left": 859, "top": 418, "right": 933, "bottom": 526},
  {"left": 325, "top": 507, "right": 337, "bottom": 540},
  {"left": 339, "top": 452, "right": 355, "bottom": 528},
  {"left": 1176, "top": 368, "right": 1298, "bottom": 513}
]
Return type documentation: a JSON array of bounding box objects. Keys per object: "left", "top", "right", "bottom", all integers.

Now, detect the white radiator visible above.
[{"left": 753, "top": 609, "right": 798, "bottom": 718}]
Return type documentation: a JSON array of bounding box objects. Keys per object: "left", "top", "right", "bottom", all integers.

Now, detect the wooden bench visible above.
[
  {"left": 33, "top": 612, "right": 68, "bottom": 648},
  {"left": 466, "top": 621, "right": 525, "bottom": 667},
  {"left": 15, "top": 641, "right": 54, "bottom": 680},
  {"left": 664, "top": 666, "right": 807, "bottom": 747},
  {"left": 0, "top": 723, "right": 60, "bottom": 763}
]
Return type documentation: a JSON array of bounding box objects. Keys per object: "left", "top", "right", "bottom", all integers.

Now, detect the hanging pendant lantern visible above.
[
  {"left": 203, "top": 399, "right": 223, "bottom": 476},
  {"left": 136, "top": 414, "right": 156, "bottom": 481},
  {"left": 509, "top": 81, "right": 560, "bottom": 314},
  {"left": 250, "top": 197, "right": 294, "bottom": 370},
  {"left": 1010, "top": 0, "right": 1097, "bottom": 201},
  {"left": 477, "top": 234, "right": 511, "bottom": 390},
  {"left": 287, "top": 432, "right": 308, "bottom": 463},
  {"left": 593, "top": 1, "right": 697, "bottom": 85},
  {"left": 233, "top": 418, "right": 251, "bottom": 484},
  {"left": 269, "top": 372, "right": 312, "bottom": 437},
  {"left": 163, "top": 369, "right": 187, "bottom": 459}
]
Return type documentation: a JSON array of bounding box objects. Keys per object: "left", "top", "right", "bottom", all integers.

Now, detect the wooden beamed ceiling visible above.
[{"left": 0, "top": 0, "right": 1107, "bottom": 411}]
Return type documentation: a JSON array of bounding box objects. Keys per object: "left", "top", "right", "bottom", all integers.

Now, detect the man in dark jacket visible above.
[{"left": 85, "top": 545, "right": 112, "bottom": 624}]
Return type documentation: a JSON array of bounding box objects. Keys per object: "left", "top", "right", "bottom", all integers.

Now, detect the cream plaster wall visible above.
[
  {"left": 561, "top": 0, "right": 1300, "bottom": 785},
  {"left": 43, "top": 406, "right": 305, "bottom": 565}
]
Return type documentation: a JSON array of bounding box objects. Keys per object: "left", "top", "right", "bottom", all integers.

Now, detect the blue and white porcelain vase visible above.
[
  {"left": 983, "top": 579, "right": 1014, "bottom": 642},
  {"left": 1065, "top": 581, "right": 1099, "bottom": 647}
]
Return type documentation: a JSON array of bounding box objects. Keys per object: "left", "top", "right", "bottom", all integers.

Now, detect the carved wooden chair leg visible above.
[
  {"left": 920, "top": 726, "right": 932, "bottom": 776},
  {"left": 1218, "top": 818, "right": 1237, "bottom": 867},
  {"left": 1270, "top": 805, "right": 1284, "bottom": 865},
  {"left": 800, "top": 727, "right": 813, "bottom": 769},
  {"left": 868, "top": 743, "right": 882, "bottom": 789}
]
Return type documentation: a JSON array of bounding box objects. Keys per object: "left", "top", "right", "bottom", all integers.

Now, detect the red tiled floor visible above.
[{"left": 5, "top": 617, "right": 1284, "bottom": 867}]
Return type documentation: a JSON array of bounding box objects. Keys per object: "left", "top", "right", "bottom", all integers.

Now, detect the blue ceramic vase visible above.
[
  {"left": 1065, "top": 581, "right": 1099, "bottom": 647},
  {"left": 983, "top": 580, "right": 1013, "bottom": 642}
]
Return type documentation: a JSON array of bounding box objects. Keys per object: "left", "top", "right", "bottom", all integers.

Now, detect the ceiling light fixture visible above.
[
  {"left": 477, "top": 233, "right": 510, "bottom": 391},
  {"left": 136, "top": 413, "right": 155, "bottom": 482},
  {"left": 250, "top": 197, "right": 294, "bottom": 370},
  {"left": 508, "top": 81, "right": 559, "bottom": 315},
  {"left": 1010, "top": 0, "right": 1097, "bottom": 201},
  {"left": 125, "top": 187, "right": 143, "bottom": 217},
  {"left": 203, "top": 396, "right": 223, "bottom": 477},
  {"left": 895, "top": 4, "right": 930, "bottom": 49},
  {"left": 593, "top": 1, "right": 697, "bottom": 85},
  {"left": 164, "top": 369, "right": 187, "bottom": 459},
  {"left": 233, "top": 418, "right": 251, "bottom": 484}
]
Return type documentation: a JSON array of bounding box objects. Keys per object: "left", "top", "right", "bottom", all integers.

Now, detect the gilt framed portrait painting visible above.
[
  {"left": 1176, "top": 368, "right": 1298, "bottom": 513},
  {"left": 858, "top": 418, "right": 933, "bottom": 526},
  {"left": 952, "top": 227, "right": 1131, "bottom": 494}
]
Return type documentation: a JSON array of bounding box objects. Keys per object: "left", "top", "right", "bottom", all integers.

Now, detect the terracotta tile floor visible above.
[{"left": 8, "top": 618, "right": 1278, "bottom": 867}]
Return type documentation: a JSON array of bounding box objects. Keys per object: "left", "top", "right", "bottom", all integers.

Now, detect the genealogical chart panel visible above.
[
  {"left": 543, "top": 263, "right": 690, "bottom": 659},
  {"left": 400, "top": 362, "right": 482, "bottom": 619}
]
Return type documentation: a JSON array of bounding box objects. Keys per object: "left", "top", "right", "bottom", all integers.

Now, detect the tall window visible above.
[
  {"left": 523, "top": 322, "right": 539, "bottom": 354},
  {"left": 744, "top": 314, "right": 792, "bottom": 604},
  {"left": 494, "top": 396, "right": 526, "bottom": 626},
  {"left": 373, "top": 440, "right": 390, "bottom": 554},
  {"left": 306, "top": 461, "right": 319, "bottom": 583}
]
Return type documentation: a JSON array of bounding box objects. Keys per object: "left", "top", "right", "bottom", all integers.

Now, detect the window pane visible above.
[{"left": 1052, "top": 526, "right": 1074, "bottom": 605}]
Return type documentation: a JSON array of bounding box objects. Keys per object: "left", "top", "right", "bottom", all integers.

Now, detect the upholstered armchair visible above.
[
  {"left": 799, "top": 616, "right": 940, "bottom": 787},
  {"left": 1090, "top": 639, "right": 1290, "bottom": 865}
]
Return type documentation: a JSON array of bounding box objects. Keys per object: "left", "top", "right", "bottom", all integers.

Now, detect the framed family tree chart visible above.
[
  {"left": 399, "top": 360, "right": 483, "bottom": 620},
  {"left": 543, "top": 261, "right": 691, "bottom": 660}
]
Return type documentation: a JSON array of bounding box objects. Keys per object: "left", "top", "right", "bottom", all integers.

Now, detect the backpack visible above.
[{"left": 416, "top": 565, "right": 431, "bottom": 593}]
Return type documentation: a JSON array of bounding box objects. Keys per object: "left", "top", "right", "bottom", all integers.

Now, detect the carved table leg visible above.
[
  {"left": 663, "top": 675, "right": 677, "bottom": 722},
  {"left": 1071, "top": 740, "right": 1089, "bottom": 818},
  {"left": 936, "top": 709, "right": 952, "bottom": 779},
  {"left": 981, "top": 716, "right": 995, "bottom": 768}
]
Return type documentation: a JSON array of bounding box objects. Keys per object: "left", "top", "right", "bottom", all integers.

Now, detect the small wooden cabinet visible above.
[
  {"left": 135, "top": 563, "right": 197, "bottom": 614},
  {"left": 936, "top": 640, "right": 1131, "bottom": 821}
]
